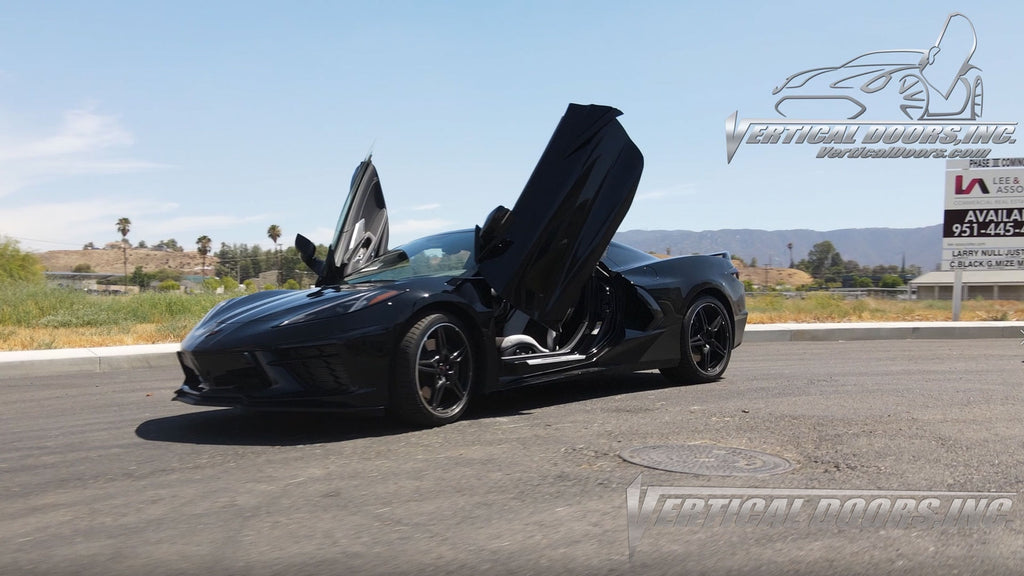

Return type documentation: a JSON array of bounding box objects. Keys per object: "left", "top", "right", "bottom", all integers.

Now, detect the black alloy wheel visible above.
[
  {"left": 660, "top": 296, "right": 733, "bottom": 384},
  {"left": 391, "top": 313, "right": 475, "bottom": 426}
]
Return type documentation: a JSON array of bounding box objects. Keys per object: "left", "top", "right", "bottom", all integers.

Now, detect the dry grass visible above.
[
  {"left": 0, "top": 283, "right": 226, "bottom": 351},
  {"left": 2, "top": 286, "right": 1022, "bottom": 351},
  {"left": 0, "top": 323, "right": 195, "bottom": 351},
  {"left": 747, "top": 293, "right": 1024, "bottom": 323}
]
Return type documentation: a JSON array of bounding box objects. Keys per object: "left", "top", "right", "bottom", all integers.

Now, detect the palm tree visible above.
[
  {"left": 116, "top": 217, "right": 131, "bottom": 291},
  {"left": 196, "top": 235, "right": 212, "bottom": 279},
  {"left": 267, "top": 224, "right": 282, "bottom": 284}
]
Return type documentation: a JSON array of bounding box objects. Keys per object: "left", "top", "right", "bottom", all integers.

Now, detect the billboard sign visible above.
[{"left": 942, "top": 158, "right": 1024, "bottom": 270}]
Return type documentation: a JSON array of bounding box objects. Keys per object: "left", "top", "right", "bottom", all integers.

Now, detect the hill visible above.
[
  {"left": 38, "top": 248, "right": 218, "bottom": 275},
  {"left": 731, "top": 259, "right": 813, "bottom": 288},
  {"left": 614, "top": 224, "right": 941, "bottom": 271}
]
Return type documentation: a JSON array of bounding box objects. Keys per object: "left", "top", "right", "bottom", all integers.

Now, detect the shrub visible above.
[
  {"left": 879, "top": 274, "right": 904, "bottom": 288},
  {"left": 0, "top": 237, "right": 44, "bottom": 284},
  {"left": 157, "top": 280, "right": 181, "bottom": 292}
]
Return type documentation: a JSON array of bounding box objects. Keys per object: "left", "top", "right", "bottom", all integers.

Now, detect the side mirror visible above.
[
  {"left": 295, "top": 234, "right": 325, "bottom": 278},
  {"left": 474, "top": 205, "right": 512, "bottom": 262}
]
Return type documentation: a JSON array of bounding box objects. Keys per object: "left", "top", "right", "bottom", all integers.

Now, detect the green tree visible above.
[
  {"left": 0, "top": 237, "right": 44, "bottom": 283},
  {"left": 267, "top": 224, "right": 282, "bottom": 283},
  {"left": 130, "top": 265, "right": 152, "bottom": 289},
  {"left": 267, "top": 224, "right": 282, "bottom": 248},
  {"left": 853, "top": 276, "right": 874, "bottom": 288},
  {"left": 151, "top": 268, "right": 183, "bottom": 282},
  {"left": 72, "top": 263, "right": 93, "bottom": 273},
  {"left": 196, "top": 235, "right": 212, "bottom": 278},
  {"left": 116, "top": 217, "right": 131, "bottom": 290},
  {"left": 156, "top": 238, "right": 182, "bottom": 252},
  {"left": 879, "top": 274, "right": 904, "bottom": 288},
  {"left": 800, "top": 240, "right": 844, "bottom": 279}
]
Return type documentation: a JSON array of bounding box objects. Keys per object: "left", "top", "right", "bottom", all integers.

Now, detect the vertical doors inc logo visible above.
[{"left": 726, "top": 13, "right": 1017, "bottom": 163}]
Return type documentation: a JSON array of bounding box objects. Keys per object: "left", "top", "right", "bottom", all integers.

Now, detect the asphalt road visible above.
[{"left": 1, "top": 339, "right": 1022, "bottom": 576}]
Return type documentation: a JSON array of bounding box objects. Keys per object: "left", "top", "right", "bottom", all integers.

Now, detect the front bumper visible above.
[{"left": 175, "top": 327, "right": 395, "bottom": 412}]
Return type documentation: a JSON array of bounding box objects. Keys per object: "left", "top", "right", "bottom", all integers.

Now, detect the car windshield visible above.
[{"left": 345, "top": 230, "right": 475, "bottom": 284}]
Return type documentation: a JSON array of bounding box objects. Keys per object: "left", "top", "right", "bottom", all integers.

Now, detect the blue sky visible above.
[{"left": 2, "top": 1, "right": 1023, "bottom": 255}]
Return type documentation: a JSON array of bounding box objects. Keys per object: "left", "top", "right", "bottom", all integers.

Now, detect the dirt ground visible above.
[
  {"left": 732, "top": 259, "right": 813, "bottom": 288},
  {"left": 37, "top": 249, "right": 218, "bottom": 275}
]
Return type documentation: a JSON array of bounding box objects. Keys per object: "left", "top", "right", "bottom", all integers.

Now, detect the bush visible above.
[
  {"left": 282, "top": 278, "right": 300, "bottom": 290},
  {"left": 0, "top": 237, "right": 44, "bottom": 284},
  {"left": 201, "top": 278, "right": 222, "bottom": 292},
  {"left": 151, "top": 268, "right": 182, "bottom": 282},
  {"left": 879, "top": 274, "right": 904, "bottom": 288},
  {"left": 72, "top": 263, "right": 94, "bottom": 273},
  {"left": 157, "top": 280, "right": 181, "bottom": 292}
]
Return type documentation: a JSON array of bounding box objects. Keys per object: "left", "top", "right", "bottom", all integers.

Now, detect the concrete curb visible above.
[
  {"left": 744, "top": 321, "right": 1024, "bottom": 342},
  {"left": 1, "top": 322, "right": 1022, "bottom": 378},
  {"left": 0, "top": 343, "right": 180, "bottom": 378}
]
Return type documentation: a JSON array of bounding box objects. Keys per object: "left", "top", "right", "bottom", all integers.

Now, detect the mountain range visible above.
[{"left": 613, "top": 224, "right": 943, "bottom": 270}]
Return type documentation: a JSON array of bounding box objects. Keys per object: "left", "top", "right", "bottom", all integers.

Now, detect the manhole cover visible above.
[{"left": 619, "top": 444, "right": 793, "bottom": 476}]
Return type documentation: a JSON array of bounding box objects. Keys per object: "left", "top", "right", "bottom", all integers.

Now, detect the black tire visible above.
[
  {"left": 660, "top": 296, "right": 733, "bottom": 384},
  {"left": 391, "top": 313, "right": 475, "bottom": 427}
]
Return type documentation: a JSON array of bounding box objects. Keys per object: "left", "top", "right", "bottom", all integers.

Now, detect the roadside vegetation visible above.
[
  {"left": 746, "top": 292, "right": 1023, "bottom": 323},
  {"left": 1, "top": 285, "right": 1021, "bottom": 351},
  {"left": 0, "top": 282, "right": 232, "bottom": 350},
  {"left": 2, "top": 233, "right": 1021, "bottom": 351}
]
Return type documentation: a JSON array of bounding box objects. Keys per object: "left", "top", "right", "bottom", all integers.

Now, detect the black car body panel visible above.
[
  {"left": 475, "top": 104, "right": 643, "bottom": 331},
  {"left": 175, "top": 104, "right": 746, "bottom": 425}
]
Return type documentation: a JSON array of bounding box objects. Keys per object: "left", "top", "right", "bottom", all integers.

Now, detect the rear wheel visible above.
[
  {"left": 660, "top": 296, "right": 733, "bottom": 384},
  {"left": 391, "top": 313, "right": 475, "bottom": 427}
]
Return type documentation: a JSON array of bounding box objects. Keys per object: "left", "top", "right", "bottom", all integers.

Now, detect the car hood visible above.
[
  {"left": 182, "top": 284, "right": 397, "bottom": 349},
  {"left": 473, "top": 103, "right": 643, "bottom": 330}
]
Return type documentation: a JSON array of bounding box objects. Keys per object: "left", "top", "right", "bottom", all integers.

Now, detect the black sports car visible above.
[{"left": 175, "top": 104, "right": 747, "bottom": 426}]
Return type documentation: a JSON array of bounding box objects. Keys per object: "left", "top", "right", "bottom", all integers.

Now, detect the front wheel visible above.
[
  {"left": 391, "top": 313, "right": 475, "bottom": 427},
  {"left": 660, "top": 296, "right": 733, "bottom": 384}
]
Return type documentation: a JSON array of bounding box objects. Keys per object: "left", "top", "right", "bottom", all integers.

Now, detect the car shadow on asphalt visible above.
[
  {"left": 470, "top": 371, "right": 681, "bottom": 419},
  {"left": 134, "top": 371, "right": 682, "bottom": 446}
]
